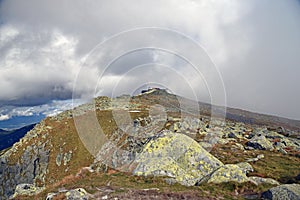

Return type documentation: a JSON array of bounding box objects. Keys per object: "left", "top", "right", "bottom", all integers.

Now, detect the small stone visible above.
[
  {"left": 56, "top": 153, "right": 62, "bottom": 166},
  {"left": 228, "top": 132, "right": 237, "bottom": 138},
  {"left": 65, "top": 188, "right": 88, "bottom": 200},
  {"left": 63, "top": 151, "right": 72, "bottom": 166},
  {"left": 46, "top": 192, "right": 57, "bottom": 200},
  {"left": 246, "top": 157, "right": 259, "bottom": 162},
  {"left": 257, "top": 154, "right": 264, "bottom": 159},
  {"left": 102, "top": 195, "right": 108, "bottom": 200}
]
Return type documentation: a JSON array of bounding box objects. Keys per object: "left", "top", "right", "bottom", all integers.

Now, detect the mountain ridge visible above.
[{"left": 0, "top": 89, "right": 299, "bottom": 199}]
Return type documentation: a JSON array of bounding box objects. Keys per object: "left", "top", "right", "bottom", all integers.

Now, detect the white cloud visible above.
[
  {"left": 0, "top": 0, "right": 299, "bottom": 119},
  {"left": 0, "top": 114, "right": 10, "bottom": 121},
  {"left": 0, "top": 99, "right": 85, "bottom": 120}
]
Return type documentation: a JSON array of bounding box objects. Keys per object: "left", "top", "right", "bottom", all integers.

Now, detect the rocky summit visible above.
[{"left": 0, "top": 88, "right": 299, "bottom": 199}]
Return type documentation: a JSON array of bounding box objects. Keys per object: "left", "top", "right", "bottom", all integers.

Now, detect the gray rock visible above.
[
  {"left": 56, "top": 152, "right": 63, "bottom": 166},
  {"left": 133, "top": 130, "right": 223, "bottom": 186},
  {"left": 228, "top": 132, "right": 238, "bottom": 138},
  {"left": 265, "top": 131, "right": 285, "bottom": 139},
  {"left": 206, "top": 164, "right": 249, "bottom": 184},
  {"left": 257, "top": 154, "right": 265, "bottom": 159},
  {"left": 11, "top": 183, "right": 44, "bottom": 198},
  {"left": 236, "top": 162, "right": 254, "bottom": 174},
  {"left": 249, "top": 176, "right": 280, "bottom": 186},
  {"left": 246, "top": 135, "right": 274, "bottom": 150},
  {"left": 64, "top": 151, "right": 72, "bottom": 166},
  {"left": 198, "top": 142, "right": 213, "bottom": 151},
  {"left": 246, "top": 154, "right": 264, "bottom": 162},
  {"left": 0, "top": 143, "right": 49, "bottom": 199},
  {"left": 65, "top": 188, "right": 89, "bottom": 200},
  {"left": 261, "top": 184, "right": 300, "bottom": 200},
  {"left": 46, "top": 193, "right": 57, "bottom": 200}
]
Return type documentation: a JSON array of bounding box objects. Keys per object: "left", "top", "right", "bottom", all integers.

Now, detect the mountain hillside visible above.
[
  {"left": 0, "top": 89, "right": 299, "bottom": 199},
  {"left": 0, "top": 129, "right": 8, "bottom": 134},
  {"left": 0, "top": 124, "right": 35, "bottom": 151}
]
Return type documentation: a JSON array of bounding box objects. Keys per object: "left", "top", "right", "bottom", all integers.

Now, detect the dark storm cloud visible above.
[{"left": 0, "top": 0, "right": 299, "bottom": 119}]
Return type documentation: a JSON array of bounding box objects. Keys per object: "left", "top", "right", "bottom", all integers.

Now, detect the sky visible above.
[{"left": 0, "top": 0, "right": 300, "bottom": 127}]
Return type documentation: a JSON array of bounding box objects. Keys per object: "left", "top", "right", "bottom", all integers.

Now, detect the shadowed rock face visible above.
[
  {"left": 0, "top": 142, "right": 49, "bottom": 199},
  {"left": 0, "top": 122, "right": 50, "bottom": 199}
]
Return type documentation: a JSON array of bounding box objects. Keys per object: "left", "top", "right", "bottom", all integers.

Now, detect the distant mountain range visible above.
[
  {"left": 0, "top": 128, "right": 8, "bottom": 134},
  {"left": 0, "top": 124, "right": 35, "bottom": 151},
  {"left": 0, "top": 114, "right": 45, "bottom": 130}
]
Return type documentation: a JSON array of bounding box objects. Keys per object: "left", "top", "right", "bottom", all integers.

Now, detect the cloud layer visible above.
[{"left": 0, "top": 0, "right": 300, "bottom": 119}]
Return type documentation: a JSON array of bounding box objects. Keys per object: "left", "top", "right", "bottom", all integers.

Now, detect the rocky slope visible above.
[{"left": 0, "top": 88, "right": 299, "bottom": 199}]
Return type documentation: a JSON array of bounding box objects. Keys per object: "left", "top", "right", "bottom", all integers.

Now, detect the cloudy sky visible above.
[{"left": 0, "top": 0, "right": 300, "bottom": 127}]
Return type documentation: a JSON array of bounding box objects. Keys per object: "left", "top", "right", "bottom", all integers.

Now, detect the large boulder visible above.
[
  {"left": 261, "top": 184, "right": 300, "bottom": 200},
  {"left": 246, "top": 135, "right": 274, "bottom": 150},
  {"left": 133, "top": 130, "right": 223, "bottom": 186}
]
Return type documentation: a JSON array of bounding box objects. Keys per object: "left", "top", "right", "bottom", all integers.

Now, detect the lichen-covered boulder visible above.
[
  {"left": 11, "top": 183, "right": 44, "bottom": 198},
  {"left": 261, "top": 184, "right": 300, "bottom": 200},
  {"left": 206, "top": 164, "right": 249, "bottom": 184},
  {"left": 248, "top": 176, "right": 279, "bottom": 186},
  {"left": 236, "top": 162, "right": 254, "bottom": 174},
  {"left": 133, "top": 130, "right": 223, "bottom": 186},
  {"left": 246, "top": 135, "right": 274, "bottom": 150},
  {"left": 65, "top": 188, "right": 88, "bottom": 200}
]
